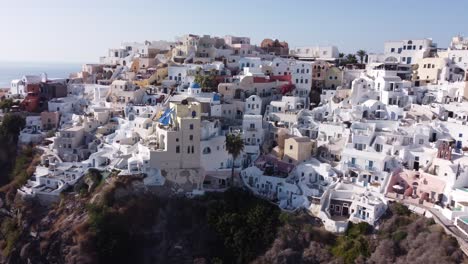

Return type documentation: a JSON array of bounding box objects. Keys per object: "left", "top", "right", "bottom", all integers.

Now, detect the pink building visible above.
[
  {"left": 41, "top": 111, "right": 60, "bottom": 131},
  {"left": 387, "top": 169, "right": 446, "bottom": 205}
]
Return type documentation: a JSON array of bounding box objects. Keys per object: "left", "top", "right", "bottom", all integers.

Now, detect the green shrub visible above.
[
  {"left": 392, "top": 203, "right": 411, "bottom": 216},
  {"left": 331, "top": 222, "right": 372, "bottom": 263},
  {"left": 1, "top": 218, "right": 20, "bottom": 256},
  {"left": 87, "top": 204, "right": 131, "bottom": 264},
  {"left": 392, "top": 231, "right": 408, "bottom": 242},
  {"left": 206, "top": 188, "right": 281, "bottom": 263}
]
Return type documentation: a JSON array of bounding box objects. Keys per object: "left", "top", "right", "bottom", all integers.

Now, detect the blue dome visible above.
[
  {"left": 213, "top": 93, "right": 221, "bottom": 101},
  {"left": 190, "top": 82, "right": 201, "bottom": 89}
]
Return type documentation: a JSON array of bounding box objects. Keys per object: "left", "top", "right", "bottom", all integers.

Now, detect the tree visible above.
[
  {"left": 356, "top": 50, "right": 367, "bottom": 64},
  {"left": 0, "top": 114, "right": 25, "bottom": 141},
  {"left": 345, "top": 54, "right": 358, "bottom": 65},
  {"left": 0, "top": 99, "right": 14, "bottom": 112},
  {"left": 225, "top": 133, "right": 244, "bottom": 185},
  {"left": 194, "top": 73, "right": 219, "bottom": 92},
  {"left": 338, "top": 53, "right": 346, "bottom": 66}
]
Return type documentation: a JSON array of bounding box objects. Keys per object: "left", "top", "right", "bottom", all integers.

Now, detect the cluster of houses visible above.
[{"left": 5, "top": 33, "right": 468, "bottom": 234}]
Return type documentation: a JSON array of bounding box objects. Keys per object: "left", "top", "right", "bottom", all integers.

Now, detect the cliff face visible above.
[
  {"left": 0, "top": 175, "right": 465, "bottom": 264},
  {"left": 1, "top": 176, "right": 281, "bottom": 264}
]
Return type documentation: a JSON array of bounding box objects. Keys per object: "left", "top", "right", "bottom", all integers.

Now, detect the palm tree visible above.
[
  {"left": 225, "top": 133, "right": 244, "bottom": 186},
  {"left": 345, "top": 54, "right": 358, "bottom": 64},
  {"left": 338, "top": 53, "right": 345, "bottom": 66},
  {"left": 356, "top": 50, "right": 367, "bottom": 64}
]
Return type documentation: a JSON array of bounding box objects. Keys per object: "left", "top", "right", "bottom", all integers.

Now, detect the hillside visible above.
[{"left": 0, "top": 174, "right": 465, "bottom": 264}]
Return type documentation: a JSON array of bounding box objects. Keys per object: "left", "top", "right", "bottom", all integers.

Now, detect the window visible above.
[
  {"left": 289, "top": 145, "right": 293, "bottom": 150},
  {"left": 189, "top": 124, "right": 194, "bottom": 130},
  {"left": 250, "top": 123, "right": 255, "bottom": 129},
  {"left": 176, "top": 146, "right": 180, "bottom": 153},
  {"left": 203, "top": 147, "right": 211, "bottom": 154},
  {"left": 391, "top": 48, "right": 395, "bottom": 52},
  {"left": 375, "top": 144, "right": 382, "bottom": 152},
  {"left": 419, "top": 139, "right": 424, "bottom": 144},
  {"left": 189, "top": 135, "right": 193, "bottom": 140},
  {"left": 191, "top": 146, "right": 194, "bottom": 153}
]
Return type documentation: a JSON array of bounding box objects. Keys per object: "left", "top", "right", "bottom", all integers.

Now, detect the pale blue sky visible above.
[{"left": 0, "top": 0, "right": 467, "bottom": 63}]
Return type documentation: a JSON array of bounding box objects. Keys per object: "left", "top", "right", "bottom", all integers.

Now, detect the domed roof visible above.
[{"left": 190, "top": 82, "right": 201, "bottom": 88}]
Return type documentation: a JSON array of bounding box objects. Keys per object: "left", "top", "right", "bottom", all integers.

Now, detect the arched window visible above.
[{"left": 203, "top": 147, "right": 211, "bottom": 154}]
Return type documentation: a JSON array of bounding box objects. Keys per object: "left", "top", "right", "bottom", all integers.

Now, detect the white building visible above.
[
  {"left": 368, "top": 38, "right": 434, "bottom": 65},
  {"left": 290, "top": 46, "right": 339, "bottom": 61}
]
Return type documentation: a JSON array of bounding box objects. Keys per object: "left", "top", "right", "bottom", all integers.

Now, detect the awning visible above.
[{"left": 393, "top": 185, "right": 404, "bottom": 190}]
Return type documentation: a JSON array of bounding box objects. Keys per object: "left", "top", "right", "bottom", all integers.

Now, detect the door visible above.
[
  {"left": 413, "top": 161, "right": 419, "bottom": 171},
  {"left": 342, "top": 206, "right": 349, "bottom": 216}
]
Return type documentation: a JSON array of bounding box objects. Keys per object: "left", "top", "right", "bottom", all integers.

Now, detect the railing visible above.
[{"left": 353, "top": 213, "right": 366, "bottom": 220}]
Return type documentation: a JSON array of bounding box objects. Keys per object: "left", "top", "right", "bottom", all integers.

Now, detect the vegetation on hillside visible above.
[
  {"left": 0, "top": 174, "right": 465, "bottom": 264},
  {"left": 254, "top": 202, "right": 465, "bottom": 264}
]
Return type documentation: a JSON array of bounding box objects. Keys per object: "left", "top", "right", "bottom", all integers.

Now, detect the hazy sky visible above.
[{"left": 0, "top": 0, "right": 467, "bottom": 63}]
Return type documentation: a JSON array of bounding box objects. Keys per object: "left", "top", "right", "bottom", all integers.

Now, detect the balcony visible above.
[
  {"left": 365, "top": 166, "right": 376, "bottom": 172},
  {"left": 346, "top": 162, "right": 360, "bottom": 170},
  {"left": 353, "top": 213, "right": 366, "bottom": 220}
]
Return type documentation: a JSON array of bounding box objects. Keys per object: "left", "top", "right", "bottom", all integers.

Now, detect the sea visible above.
[{"left": 0, "top": 61, "right": 83, "bottom": 88}]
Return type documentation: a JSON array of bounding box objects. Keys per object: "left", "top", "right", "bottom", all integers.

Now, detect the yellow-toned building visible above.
[
  {"left": 413, "top": 57, "right": 449, "bottom": 85},
  {"left": 283, "top": 137, "right": 314, "bottom": 164},
  {"left": 324, "top": 66, "right": 343, "bottom": 89},
  {"left": 133, "top": 66, "right": 168, "bottom": 87}
]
